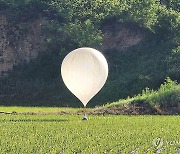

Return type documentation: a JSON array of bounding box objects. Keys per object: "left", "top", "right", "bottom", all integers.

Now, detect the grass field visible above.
[
  {"left": 0, "top": 106, "right": 82, "bottom": 114},
  {"left": 0, "top": 108, "right": 179, "bottom": 153}
]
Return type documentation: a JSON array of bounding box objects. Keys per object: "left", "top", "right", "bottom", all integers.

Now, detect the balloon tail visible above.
[
  {"left": 82, "top": 106, "right": 88, "bottom": 120},
  {"left": 82, "top": 114, "right": 88, "bottom": 120}
]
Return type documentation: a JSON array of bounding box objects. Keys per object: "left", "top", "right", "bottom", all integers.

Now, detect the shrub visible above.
[
  {"left": 108, "top": 77, "right": 180, "bottom": 108},
  {"left": 148, "top": 77, "right": 180, "bottom": 107}
]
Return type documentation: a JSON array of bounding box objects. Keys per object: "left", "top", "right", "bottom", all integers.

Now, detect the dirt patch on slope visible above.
[
  {"left": 0, "top": 14, "right": 48, "bottom": 76},
  {"left": 101, "top": 22, "right": 146, "bottom": 51}
]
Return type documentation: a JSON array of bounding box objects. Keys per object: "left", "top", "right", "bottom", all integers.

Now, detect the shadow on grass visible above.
[{"left": 0, "top": 119, "right": 68, "bottom": 122}]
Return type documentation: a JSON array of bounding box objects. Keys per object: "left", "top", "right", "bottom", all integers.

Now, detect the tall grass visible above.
[{"left": 107, "top": 77, "right": 180, "bottom": 108}]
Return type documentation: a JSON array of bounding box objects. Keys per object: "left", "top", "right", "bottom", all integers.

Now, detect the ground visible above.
[{"left": 0, "top": 106, "right": 179, "bottom": 153}]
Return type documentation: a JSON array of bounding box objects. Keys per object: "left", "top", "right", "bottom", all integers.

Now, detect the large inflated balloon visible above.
[{"left": 61, "top": 47, "right": 108, "bottom": 107}]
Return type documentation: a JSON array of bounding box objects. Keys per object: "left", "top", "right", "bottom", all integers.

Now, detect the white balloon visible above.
[{"left": 61, "top": 47, "right": 108, "bottom": 107}]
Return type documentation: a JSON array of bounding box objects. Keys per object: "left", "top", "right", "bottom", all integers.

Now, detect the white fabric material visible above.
[{"left": 61, "top": 47, "right": 108, "bottom": 106}]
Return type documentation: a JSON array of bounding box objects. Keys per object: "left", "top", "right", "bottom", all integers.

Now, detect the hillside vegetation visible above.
[
  {"left": 103, "top": 77, "right": 179, "bottom": 114},
  {"left": 0, "top": 0, "right": 179, "bottom": 107}
]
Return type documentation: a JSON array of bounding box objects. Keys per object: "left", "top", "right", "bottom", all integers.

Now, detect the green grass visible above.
[
  {"left": 105, "top": 77, "right": 180, "bottom": 108},
  {"left": 0, "top": 106, "right": 91, "bottom": 114},
  {"left": 0, "top": 114, "right": 179, "bottom": 153}
]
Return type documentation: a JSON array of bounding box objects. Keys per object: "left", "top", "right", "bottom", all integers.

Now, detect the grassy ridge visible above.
[
  {"left": 0, "top": 106, "right": 80, "bottom": 113},
  {"left": 0, "top": 114, "right": 179, "bottom": 153},
  {"left": 106, "top": 77, "right": 180, "bottom": 108}
]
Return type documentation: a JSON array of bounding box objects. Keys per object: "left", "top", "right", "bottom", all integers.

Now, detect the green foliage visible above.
[
  {"left": 126, "top": 0, "right": 159, "bottom": 29},
  {"left": 154, "top": 6, "right": 180, "bottom": 42},
  {"left": 1, "top": 0, "right": 48, "bottom": 22},
  {"left": 0, "top": 114, "right": 179, "bottom": 153},
  {"left": 142, "top": 77, "right": 180, "bottom": 107},
  {"left": 64, "top": 19, "right": 103, "bottom": 47},
  {"left": 166, "top": 46, "right": 180, "bottom": 80},
  {"left": 110, "top": 77, "right": 180, "bottom": 108},
  {"left": 50, "top": 0, "right": 128, "bottom": 22},
  {"left": 163, "top": 0, "right": 180, "bottom": 12}
]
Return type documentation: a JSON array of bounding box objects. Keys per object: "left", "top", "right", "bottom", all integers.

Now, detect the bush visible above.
[
  {"left": 146, "top": 77, "right": 180, "bottom": 107},
  {"left": 109, "top": 77, "right": 180, "bottom": 108}
]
